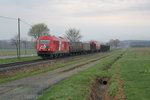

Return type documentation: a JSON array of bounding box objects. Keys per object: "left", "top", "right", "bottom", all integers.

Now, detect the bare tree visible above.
[
  {"left": 114, "top": 39, "right": 120, "bottom": 47},
  {"left": 22, "top": 38, "right": 27, "bottom": 55},
  {"left": 109, "top": 39, "right": 114, "bottom": 47},
  {"left": 0, "top": 40, "right": 2, "bottom": 49},
  {"left": 11, "top": 34, "right": 19, "bottom": 57},
  {"left": 109, "top": 39, "right": 120, "bottom": 48},
  {"left": 65, "top": 28, "right": 82, "bottom": 42}
]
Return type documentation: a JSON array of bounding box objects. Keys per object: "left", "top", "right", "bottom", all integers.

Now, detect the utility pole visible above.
[{"left": 18, "top": 18, "right": 21, "bottom": 58}]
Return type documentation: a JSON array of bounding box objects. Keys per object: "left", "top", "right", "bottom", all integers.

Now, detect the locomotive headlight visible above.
[{"left": 40, "top": 46, "right": 46, "bottom": 49}]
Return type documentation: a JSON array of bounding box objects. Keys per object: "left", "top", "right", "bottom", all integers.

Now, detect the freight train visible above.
[{"left": 37, "top": 35, "right": 110, "bottom": 59}]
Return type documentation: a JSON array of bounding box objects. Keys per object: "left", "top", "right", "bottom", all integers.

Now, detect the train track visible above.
[
  {"left": 0, "top": 59, "right": 42, "bottom": 68},
  {"left": 0, "top": 53, "right": 101, "bottom": 72},
  {"left": 0, "top": 59, "right": 52, "bottom": 72}
]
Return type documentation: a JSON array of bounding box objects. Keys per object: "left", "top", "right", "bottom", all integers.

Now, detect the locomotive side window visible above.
[{"left": 40, "top": 40, "right": 50, "bottom": 44}]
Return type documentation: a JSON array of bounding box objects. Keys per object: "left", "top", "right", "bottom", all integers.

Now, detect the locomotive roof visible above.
[{"left": 39, "top": 35, "right": 69, "bottom": 42}]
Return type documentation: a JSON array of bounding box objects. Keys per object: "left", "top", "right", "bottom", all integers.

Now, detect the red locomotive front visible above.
[{"left": 37, "top": 35, "right": 69, "bottom": 58}]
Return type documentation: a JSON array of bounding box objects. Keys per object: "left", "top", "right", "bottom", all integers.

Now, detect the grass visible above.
[
  {"left": 0, "top": 49, "right": 36, "bottom": 56},
  {"left": 0, "top": 52, "right": 114, "bottom": 84},
  {"left": 109, "top": 48, "right": 150, "bottom": 100},
  {"left": 0, "top": 56, "right": 41, "bottom": 64},
  {"left": 37, "top": 52, "right": 123, "bottom": 100}
]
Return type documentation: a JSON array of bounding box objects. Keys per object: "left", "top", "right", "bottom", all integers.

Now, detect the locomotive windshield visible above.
[{"left": 40, "top": 40, "right": 50, "bottom": 44}]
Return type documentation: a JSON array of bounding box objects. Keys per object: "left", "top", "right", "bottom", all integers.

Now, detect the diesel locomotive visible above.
[{"left": 37, "top": 35, "right": 110, "bottom": 59}]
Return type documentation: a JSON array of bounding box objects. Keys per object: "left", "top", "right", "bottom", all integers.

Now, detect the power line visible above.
[
  {"left": 0, "top": 16, "right": 32, "bottom": 27},
  {"left": 20, "top": 19, "right": 32, "bottom": 27},
  {"left": 0, "top": 16, "right": 17, "bottom": 20}
]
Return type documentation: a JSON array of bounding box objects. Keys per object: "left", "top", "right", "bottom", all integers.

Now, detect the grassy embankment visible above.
[
  {"left": 110, "top": 48, "right": 150, "bottom": 100},
  {"left": 37, "top": 51, "right": 123, "bottom": 100},
  {"left": 0, "top": 49, "right": 36, "bottom": 56},
  {"left": 0, "top": 51, "right": 114, "bottom": 84}
]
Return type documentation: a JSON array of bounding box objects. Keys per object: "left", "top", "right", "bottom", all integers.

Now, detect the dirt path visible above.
[{"left": 0, "top": 55, "right": 110, "bottom": 100}]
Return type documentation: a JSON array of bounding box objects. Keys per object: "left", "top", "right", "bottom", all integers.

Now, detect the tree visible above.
[
  {"left": 21, "top": 38, "right": 27, "bottom": 55},
  {"left": 0, "top": 40, "right": 2, "bottom": 49},
  {"left": 65, "top": 28, "right": 82, "bottom": 42},
  {"left": 114, "top": 39, "right": 120, "bottom": 47},
  {"left": 11, "top": 34, "right": 19, "bottom": 57},
  {"left": 109, "top": 39, "right": 114, "bottom": 47},
  {"left": 28, "top": 23, "right": 50, "bottom": 40},
  {"left": 109, "top": 39, "right": 120, "bottom": 48}
]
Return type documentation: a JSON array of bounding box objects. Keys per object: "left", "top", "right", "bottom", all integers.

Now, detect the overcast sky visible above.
[{"left": 0, "top": 0, "right": 150, "bottom": 42}]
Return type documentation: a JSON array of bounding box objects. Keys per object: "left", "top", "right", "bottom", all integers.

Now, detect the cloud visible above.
[
  {"left": 27, "top": 0, "right": 150, "bottom": 26},
  {"left": 0, "top": 0, "right": 150, "bottom": 41},
  {"left": 1, "top": 0, "right": 149, "bottom": 23},
  {"left": 36, "top": 0, "right": 150, "bottom": 16}
]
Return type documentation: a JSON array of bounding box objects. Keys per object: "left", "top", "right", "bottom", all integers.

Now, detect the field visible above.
[
  {"left": 110, "top": 48, "right": 150, "bottom": 100},
  {"left": 0, "top": 49, "right": 36, "bottom": 56}
]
